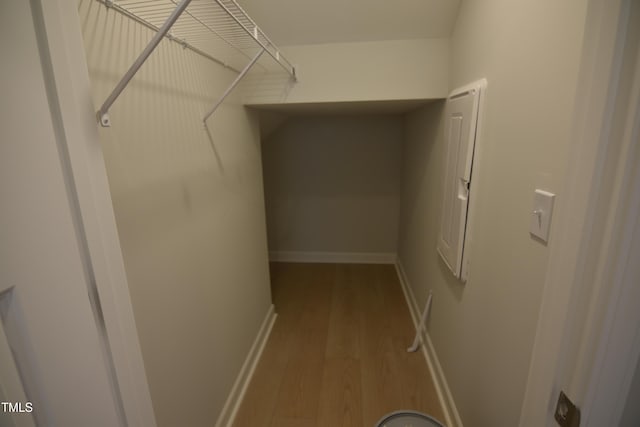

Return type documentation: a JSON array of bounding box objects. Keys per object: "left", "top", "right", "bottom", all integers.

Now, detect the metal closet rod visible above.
[{"left": 96, "top": 0, "right": 297, "bottom": 127}]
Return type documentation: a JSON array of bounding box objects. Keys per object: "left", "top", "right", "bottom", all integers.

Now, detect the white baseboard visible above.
[
  {"left": 269, "top": 251, "right": 396, "bottom": 264},
  {"left": 395, "top": 260, "right": 463, "bottom": 427},
  {"left": 215, "top": 304, "right": 277, "bottom": 427}
]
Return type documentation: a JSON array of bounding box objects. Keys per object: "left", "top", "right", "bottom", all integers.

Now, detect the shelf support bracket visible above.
[
  {"left": 96, "top": 0, "right": 194, "bottom": 127},
  {"left": 203, "top": 48, "right": 264, "bottom": 124},
  {"left": 213, "top": 0, "right": 295, "bottom": 80}
]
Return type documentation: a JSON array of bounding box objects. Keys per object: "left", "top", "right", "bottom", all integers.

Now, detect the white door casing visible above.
[
  {"left": 1, "top": 0, "right": 155, "bottom": 426},
  {"left": 0, "top": 0, "right": 123, "bottom": 424},
  {"left": 37, "top": 1, "right": 157, "bottom": 425},
  {"left": 520, "top": 0, "right": 640, "bottom": 425},
  {"left": 571, "top": 0, "right": 640, "bottom": 423}
]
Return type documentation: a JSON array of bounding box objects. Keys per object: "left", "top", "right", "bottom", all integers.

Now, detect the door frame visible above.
[
  {"left": 520, "top": 0, "right": 640, "bottom": 424},
  {"left": 35, "top": 1, "right": 156, "bottom": 425}
]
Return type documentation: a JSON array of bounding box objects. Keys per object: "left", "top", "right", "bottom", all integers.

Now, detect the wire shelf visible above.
[
  {"left": 96, "top": 0, "right": 296, "bottom": 126},
  {"left": 108, "top": 0, "right": 295, "bottom": 75}
]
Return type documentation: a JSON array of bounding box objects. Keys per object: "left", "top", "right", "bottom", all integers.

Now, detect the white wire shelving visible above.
[{"left": 96, "top": 0, "right": 297, "bottom": 127}]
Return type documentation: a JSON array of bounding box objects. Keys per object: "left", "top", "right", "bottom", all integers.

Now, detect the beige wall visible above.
[
  {"left": 242, "top": 39, "right": 449, "bottom": 105},
  {"left": 78, "top": 1, "right": 272, "bottom": 425},
  {"left": 397, "top": 0, "right": 588, "bottom": 425},
  {"left": 263, "top": 115, "right": 403, "bottom": 256},
  {"left": 621, "top": 356, "right": 640, "bottom": 426}
]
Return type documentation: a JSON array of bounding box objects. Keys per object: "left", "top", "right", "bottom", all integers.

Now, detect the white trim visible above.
[
  {"left": 37, "top": 2, "right": 156, "bottom": 426},
  {"left": 269, "top": 251, "right": 396, "bottom": 264},
  {"left": 395, "top": 260, "right": 462, "bottom": 427},
  {"left": 579, "top": 4, "right": 640, "bottom": 421},
  {"left": 583, "top": 195, "right": 640, "bottom": 425},
  {"left": 215, "top": 305, "right": 277, "bottom": 427},
  {"left": 520, "top": 0, "right": 635, "bottom": 425}
]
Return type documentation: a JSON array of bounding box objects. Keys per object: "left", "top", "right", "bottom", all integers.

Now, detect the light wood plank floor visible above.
[{"left": 233, "top": 263, "right": 445, "bottom": 427}]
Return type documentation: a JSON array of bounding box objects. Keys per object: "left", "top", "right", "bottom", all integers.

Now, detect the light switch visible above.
[{"left": 530, "top": 189, "right": 555, "bottom": 243}]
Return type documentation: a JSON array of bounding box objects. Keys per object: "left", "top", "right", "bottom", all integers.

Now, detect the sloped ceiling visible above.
[{"left": 237, "top": 0, "right": 461, "bottom": 46}]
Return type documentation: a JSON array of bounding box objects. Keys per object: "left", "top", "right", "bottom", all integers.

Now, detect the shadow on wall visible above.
[
  {"left": 400, "top": 100, "right": 466, "bottom": 306},
  {"left": 400, "top": 103, "right": 442, "bottom": 228},
  {"left": 242, "top": 72, "right": 296, "bottom": 104},
  {"left": 438, "top": 256, "right": 465, "bottom": 302}
]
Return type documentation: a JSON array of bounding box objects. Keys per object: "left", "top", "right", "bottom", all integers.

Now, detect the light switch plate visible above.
[{"left": 530, "top": 189, "right": 555, "bottom": 242}]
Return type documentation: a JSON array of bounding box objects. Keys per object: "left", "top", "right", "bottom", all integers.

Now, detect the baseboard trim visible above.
[
  {"left": 269, "top": 251, "right": 396, "bottom": 264},
  {"left": 395, "top": 260, "right": 463, "bottom": 427},
  {"left": 215, "top": 304, "right": 277, "bottom": 427}
]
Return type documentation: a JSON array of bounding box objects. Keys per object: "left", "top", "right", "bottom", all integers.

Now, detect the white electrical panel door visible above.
[{"left": 437, "top": 80, "right": 484, "bottom": 280}]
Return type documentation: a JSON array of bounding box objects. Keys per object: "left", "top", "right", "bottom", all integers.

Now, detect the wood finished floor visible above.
[{"left": 233, "top": 263, "right": 445, "bottom": 427}]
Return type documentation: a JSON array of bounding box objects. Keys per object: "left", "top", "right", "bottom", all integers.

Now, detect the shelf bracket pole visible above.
[
  {"left": 203, "top": 48, "right": 264, "bottom": 124},
  {"left": 213, "top": 0, "right": 295, "bottom": 80},
  {"left": 96, "top": 0, "right": 194, "bottom": 127}
]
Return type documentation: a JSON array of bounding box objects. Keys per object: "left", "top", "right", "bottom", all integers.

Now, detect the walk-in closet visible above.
[
  {"left": 77, "top": 0, "right": 455, "bottom": 424},
  {"left": 3, "top": 0, "right": 640, "bottom": 426}
]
